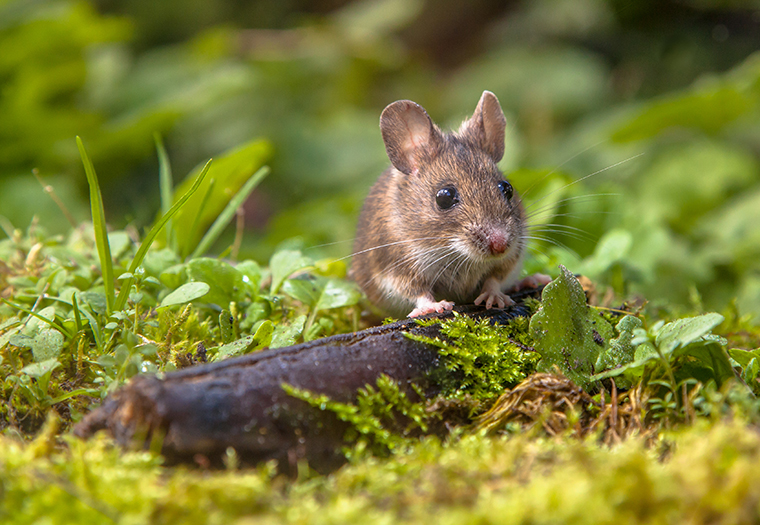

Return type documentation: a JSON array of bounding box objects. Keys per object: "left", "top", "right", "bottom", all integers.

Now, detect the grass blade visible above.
[
  {"left": 0, "top": 298, "right": 74, "bottom": 339},
  {"left": 190, "top": 166, "right": 270, "bottom": 259},
  {"left": 71, "top": 293, "right": 83, "bottom": 332},
  {"left": 184, "top": 178, "right": 215, "bottom": 260},
  {"left": 75, "top": 294, "right": 104, "bottom": 351},
  {"left": 170, "top": 139, "right": 272, "bottom": 256},
  {"left": 113, "top": 160, "right": 212, "bottom": 312},
  {"left": 76, "top": 136, "right": 115, "bottom": 314},
  {"left": 154, "top": 133, "right": 174, "bottom": 248}
]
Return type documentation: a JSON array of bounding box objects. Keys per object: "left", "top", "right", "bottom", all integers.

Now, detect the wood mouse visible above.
[{"left": 351, "top": 90, "right": 550, "bottom": 318}]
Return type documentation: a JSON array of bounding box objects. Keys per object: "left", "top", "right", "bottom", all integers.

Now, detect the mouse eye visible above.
[
  {"left": 436, "top": 186, "right": 459, "bottom": 210},
  {"left": 498, "top": 180, "right": 513, "bottom": 201}
]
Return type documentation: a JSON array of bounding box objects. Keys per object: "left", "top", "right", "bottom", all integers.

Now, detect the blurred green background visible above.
[{"left": 3, "top": 0, "right": 760, "bottom": 317}]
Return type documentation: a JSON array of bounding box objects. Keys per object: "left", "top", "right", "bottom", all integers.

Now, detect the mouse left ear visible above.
[
  {"left": 460, "top": 91, "right": 506, "bottom": 162},
  {"left": 380, "top": 100, "right": 442, "bottom": 175}
]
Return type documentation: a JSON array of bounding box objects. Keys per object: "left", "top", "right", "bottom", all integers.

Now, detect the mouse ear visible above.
[
  {"left": 380, "top": 100, "right": 441, "bottom": 175},
  {"left": 460, "top": 91, "right": 506, "bottom": 162}
]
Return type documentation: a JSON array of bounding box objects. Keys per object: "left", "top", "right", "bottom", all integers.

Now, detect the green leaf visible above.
[
  {"left": 159, "top": 282, "right": 211, "bottom": 308},
  {"left": 654, "top": 313, "right": 725, "bottom": 356},
  {"left": 20, "top": 358, "right": 61, "bottom": 379},
  {"left": 742, "top": 357, "right": 760, "bottom": 392},
  {"left": 673, "top": 341, "right": 734, "bottom": 387},
  {"left": 529, "top": 264, "right": 614, "bottom": 390},
  {"left": 212, "top": 320, "right": 274, "bottom": 362},
  {"left": 77, "top": 136, "right": 115, "bottom": 314},
  {"left": 594, "top": 315, "right": 641, "bottom": 385},
  {"left": 190, "top": 165, "right": 270, "bottom": 259},
  {"left": 508, "top": 168, "right": 574, "bottom": 227},
  {"left": 252, "top": 320, "right": 274, "bottom": 349},
  {"left": 611, "top": 85, "right": 755, "bottom": 142},
  {"left": 159, "top": 264, "right": 188, "bottom": 290},
  {"left": 315, "top": 279, "right": 361, "bottom": 311},
  {"left": 270, "top": 315, "right": 306, "bottom": 348},
  {"left": 22, "top": 305, "right": 57, "bottom": 335},
  {"left": 236, "top": 260, "right": 263, "bottom": 294},
  {"left": 728, "top": 347, "right": 760, "bottom": 369},
  {"left": 269, "top": 249, "right": 313, "bottom": 295},
  {"left": 0, "top": 323, "right": 22, "bottom": 351},
  {"left": 219, "top": 309, "right": 235, "bottom": 344},
  {"left": 595, "top": 313, "right": 729, "bottom": 385},
  {"left": 185, "top": 258, "right": 252, "bottom": 307},
  {"left": 171, "top": 139, "right": 273, "bottom": 256},
  {"left": 282, "top": 276, "right": 323, "bottom": 308},
  {"left": 0, "top": 317, "right": 20, "bottom": 331},
  {"left": 31, "top": 328, "right": 64, "bottom": 362},
  {"left": 580, "top": 229, "right": 633, "bottom": 277},
  {"left": 0, "top": 301, "right": 72, "bottom": 339}
]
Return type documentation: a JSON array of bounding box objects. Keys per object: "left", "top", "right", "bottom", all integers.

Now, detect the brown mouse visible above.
[{"left": 351, "top": 90, "right": 550, "bottom": 318}]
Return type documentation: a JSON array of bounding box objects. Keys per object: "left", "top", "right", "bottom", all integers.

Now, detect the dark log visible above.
[{"left": 73, "top": 292, "right": 538, "bottom": 472}]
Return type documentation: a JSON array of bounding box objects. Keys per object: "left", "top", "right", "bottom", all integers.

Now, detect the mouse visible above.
[{"left": 350, "top": 90, "right": 550, "bottom": 318}]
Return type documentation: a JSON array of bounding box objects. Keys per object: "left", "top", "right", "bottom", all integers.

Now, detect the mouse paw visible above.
[
  {"left": 475, "top": 276, "right": 515, "bottom": 309},
  {"left": 474, "top": 289, "right": 515, "bottom": 309},
  {"left": 513, "top": 273, "right": 552, "bottom": 291},
  {"left": 408, "top": 295, "right": 454, "bottom": 318}
]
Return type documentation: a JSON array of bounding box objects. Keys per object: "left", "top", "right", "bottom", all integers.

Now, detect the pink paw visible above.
[
  {"left": 514, "top": 273, "right": 552, "bottom": 291},
  {"left": 475, "top": 276, "right": 514, "bottom": 310},
  {"left": 474, "top": 290, "right": 515, "bottom": 309},
  {"left": 408, "top": 295, "right": 454, "bottom": 318}
]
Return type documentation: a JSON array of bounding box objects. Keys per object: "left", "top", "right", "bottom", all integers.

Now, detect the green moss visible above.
[
  {"left": 282, "top": 374, "right": 431, "bottom": 457},
  {"left": 4, "top": 414, "right": 760, "bottom": 524},
  {"left": 409, "top": 312, "right": 541, "bottom": 405}
]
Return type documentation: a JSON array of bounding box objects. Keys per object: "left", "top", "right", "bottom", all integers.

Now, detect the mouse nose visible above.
[{"left": 487, "top": 231, "right": 508, "bottom": 255}]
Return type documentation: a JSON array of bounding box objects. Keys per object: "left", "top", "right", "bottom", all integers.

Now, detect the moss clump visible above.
[
  {"left": 409, "top": 312, "right": 541, "bottom": 405},
  {"left": 280, "top": 312, "right": 542, "bottom": 458},
  {"left": 4, "top": 414, "right": 760, "bottom": 524},
  {"left": 283, "top": 374, "right": 430, "bottom": 457}
]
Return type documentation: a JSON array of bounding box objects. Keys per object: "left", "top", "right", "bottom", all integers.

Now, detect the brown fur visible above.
[{"left": 351, "top": 91, "right": 525, "bottom": 317}]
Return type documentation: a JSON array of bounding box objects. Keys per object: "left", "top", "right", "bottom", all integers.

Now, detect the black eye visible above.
[
  {"left": 498, "top": 180, "right": 513, "bottom": 201},
  {"left": 436, "top": 186, "right": 459, "bottom": 210}
]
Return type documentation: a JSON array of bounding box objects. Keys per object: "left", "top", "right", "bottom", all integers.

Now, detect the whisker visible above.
[
  {"left": 373, "top": 245, "right": 455, "bottom": 283},
  {"left": 526, "top": 245, "right": 552, "bottom": 264},
  {"left": 430, "top": 250, "right": 467, "bottom": 285},
  {"left": 418, "top": 246, "right": 459, "bottom": 275},
  {"left": 529, "top": 212, "right": 616, "bottom": 227},
  {"left": 519, "top": 139, "right": 608, "bottom": 199},
  {"left": 522, "top": 235, "right": 580, "bottom": 257},
  {"left": 451, "top": 252, "right": 471, "bottom": 281},
  {"left": 529, "top": 222, "right": 590, "bottom": 232},
  {"left": 523, "top": 153, "right": 643, "bottom": 214},
  {"left": 530, "top": 223, "right": 589, "bottom": 231},
  {"left": 304, "top": 238, "right": 356, "bottom": 250},
  {"left": 528, "top": 228, "right": 591, "bottom": 243},
  {"left": 524, "top": 193, "right": 620, "bottom": 218},
  {"left": 335, "top": 236, "right": 445, "bottom": 262}
]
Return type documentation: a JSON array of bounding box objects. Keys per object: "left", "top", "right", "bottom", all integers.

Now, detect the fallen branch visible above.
[{"left": 74, "top": 294, "right": 537, "bottom": 472}]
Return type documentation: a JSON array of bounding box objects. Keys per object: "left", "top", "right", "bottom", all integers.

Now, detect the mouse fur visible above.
[{"left": 351, "top": 91, "right": 539, "bottom": 318}]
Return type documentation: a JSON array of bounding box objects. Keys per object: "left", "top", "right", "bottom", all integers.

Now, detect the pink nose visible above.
[{"left": 488, "top": 232, "right": 507, "bottom": 254}]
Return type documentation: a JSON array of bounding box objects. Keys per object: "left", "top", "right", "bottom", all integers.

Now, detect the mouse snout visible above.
[
  {"left": 469, "top": 225, "right": 509, "bottom": 256},
  {"left": 487, "top": 231, "right": 508, "bottom": 255}
]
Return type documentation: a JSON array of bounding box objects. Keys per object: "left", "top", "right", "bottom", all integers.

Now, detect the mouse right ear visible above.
[{"left": 380, "top": 100, "right": 441, "bottom": 175}]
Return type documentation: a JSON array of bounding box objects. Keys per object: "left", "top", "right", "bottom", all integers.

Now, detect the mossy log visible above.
[{"left": 74, "top": 291, "right": 538, "bottom": 472}]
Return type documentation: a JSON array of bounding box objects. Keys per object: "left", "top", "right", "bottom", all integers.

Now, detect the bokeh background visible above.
[{"left": 3, "top": 0, "right": 760, "bottom": 317}]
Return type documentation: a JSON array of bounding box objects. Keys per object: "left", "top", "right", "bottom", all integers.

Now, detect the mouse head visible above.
[{"left": 379, "top": 91, "right": 524, "bottom": 263}]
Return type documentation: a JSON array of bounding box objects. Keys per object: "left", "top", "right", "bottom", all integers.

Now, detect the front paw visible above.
[
  {"left": 474, "top": 290, "right": 515, "bottom": 310},
  {"left": 408, "top": 295, "right": 455, "bottom": 318}
]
